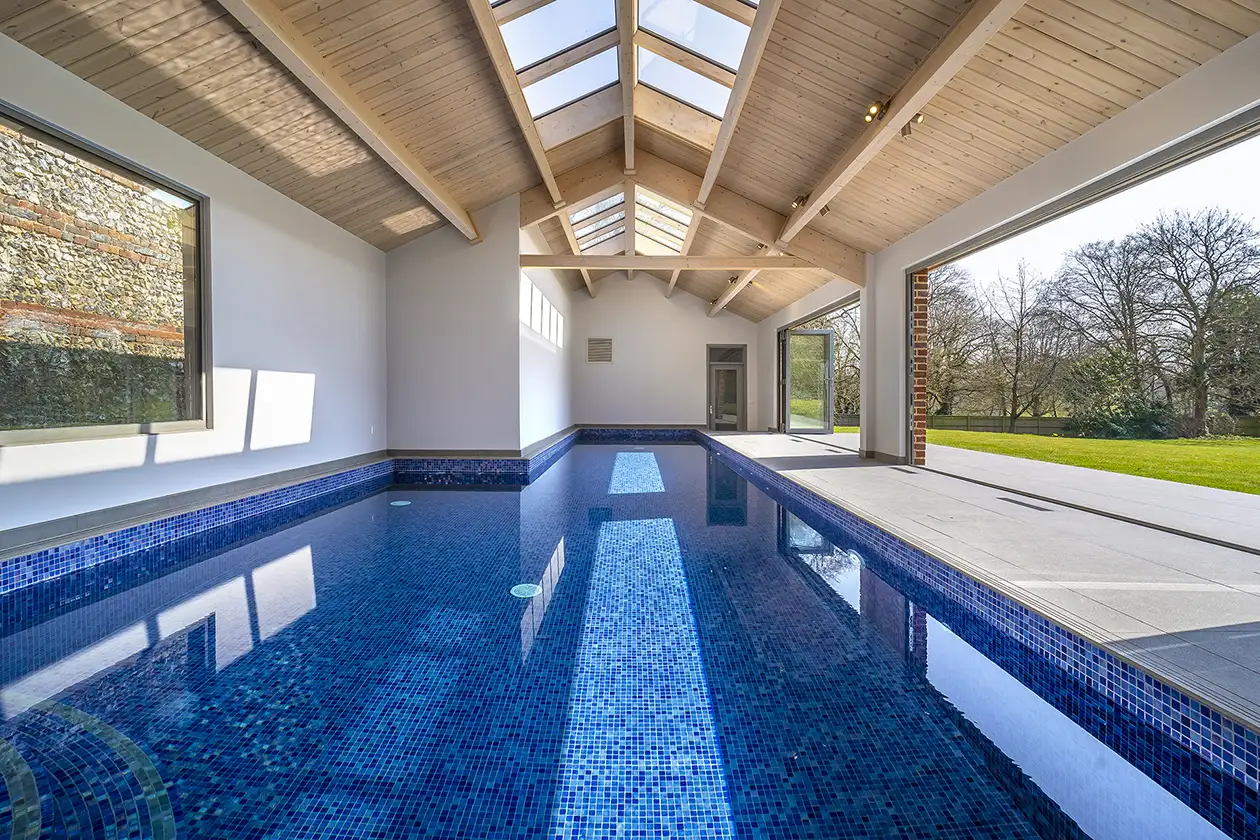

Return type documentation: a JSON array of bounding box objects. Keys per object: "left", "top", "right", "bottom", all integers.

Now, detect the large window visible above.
[{"left": 0, "top": 105, "right": 207, "bottom": 442}]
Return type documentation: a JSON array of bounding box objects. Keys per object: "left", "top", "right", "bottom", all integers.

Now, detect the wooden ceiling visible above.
[{"left": 3, "top": 0, "right": 1258, "bottom": 317}]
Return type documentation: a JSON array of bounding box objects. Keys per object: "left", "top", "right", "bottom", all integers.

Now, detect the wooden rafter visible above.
[
  {"left": 693, "top": 0, "right": 755, "bottom": 26},
  {"left": 521, "top": 150, "right": 864, "bottom": 280},
  {"left": 618, "top": 0, "right": 638, "bottom": 173},
  {"left": 215, "top": 0, "right": 479, "bottom": 241},
  {"left": 625, "top": 178, "right": 637, "bottom": 280},
  {"left": 777, "top": 0, "right": 1025, "bottom": 243},
  {"left": 493, "top": 0, "right": 559, "bottom": 25},
  {"left": 465, "top": 0, "right": 564, "bottom": 205},
  {"left": 558, "top": 215, "right": 596, "bottom": 297},
  {"left": 695, "top": 0, "right": 781, "bottom": 208},
  {"left": 665, "top": 218, "right": 700, "bottom": 298},
  {"left": 521, "top": 254, "right": 815, "bottom": 270},
  {"left": 635, "top": 30, "right": 735, "bottom": 87},
  {"left": 517, "top": 31, "right": 619, "bottom": 87}
]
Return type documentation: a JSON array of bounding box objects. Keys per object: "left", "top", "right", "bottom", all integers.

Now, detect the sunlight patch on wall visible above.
[
  {"left": 249, "top": 370, "right": 316, "bottom": 451},
  {"left": 155, "top": 366, "right": 252, "bottom": 463}
]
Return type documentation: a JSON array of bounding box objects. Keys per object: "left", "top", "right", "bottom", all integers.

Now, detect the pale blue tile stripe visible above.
[
  {"left": 607, "top": 451, "right": 665, "bottom": 494},
  {"left": 549, "top": 518, "right": 735, "bottom": 839}
]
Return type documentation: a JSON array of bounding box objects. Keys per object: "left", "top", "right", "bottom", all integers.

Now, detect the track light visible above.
[
  {"left": 901, "top": 123, "right": 913, "bottom": 138},
  {"left": 791, "top": 195, "right": 807, "bottom": 210},
  {"left": 914, "top": 112, "right": 925, "bottom": 124},
  {"left": 819, "top": 205, "right": 830, "bottom": 217},
  {"left": 864, "top": 102, "right": 888, "bottom": 123}
]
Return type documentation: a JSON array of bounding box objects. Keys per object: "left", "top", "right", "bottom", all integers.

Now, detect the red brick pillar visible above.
[{"left": 911, "top": 272, "right": 929, "bottom": 465}]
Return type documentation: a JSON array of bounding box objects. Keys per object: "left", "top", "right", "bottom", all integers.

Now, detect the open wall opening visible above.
[{"left": 907, "top": 110, "right": 1260, "bottom": 490}]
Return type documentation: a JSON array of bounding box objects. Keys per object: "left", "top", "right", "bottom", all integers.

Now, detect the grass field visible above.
[
  {"left": 926, "top": 430, "right": 1260, "bottom": 495},
  {"left": 825, "top": 425, "right": 1260, "bottom": 494}
]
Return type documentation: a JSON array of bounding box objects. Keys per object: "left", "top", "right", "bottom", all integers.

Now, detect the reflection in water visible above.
[
  {"left": 776, "top": 511, "right": 1228, "bottom": 840},
  {"left": 607, "top": 451, "right": 665, "bottom": 494},
  {"left": 706, "top": 454, "right": 747, "bottom": 526},
  {"left": 521, "top": 538, "right": 566, "bottom": 662},
  {"left": 2, "top": 623, "right": 149, "bottom": 719},
  {"left": 550, "top": 519, "right": 735, "bottom": 838}
]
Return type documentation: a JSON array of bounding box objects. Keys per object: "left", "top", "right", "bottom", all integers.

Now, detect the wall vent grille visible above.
[{"left": 587, "top": 337, "right": 613, "bottom": 363}]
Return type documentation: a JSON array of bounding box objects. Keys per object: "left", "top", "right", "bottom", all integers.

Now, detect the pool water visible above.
[{"left": 0, "top": 444, "right": 1248, "bottom": 839}]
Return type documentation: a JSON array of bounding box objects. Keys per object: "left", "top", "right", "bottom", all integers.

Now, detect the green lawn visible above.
[{"left": 925, "top": 430, "right": 1260, "bottom": 495}]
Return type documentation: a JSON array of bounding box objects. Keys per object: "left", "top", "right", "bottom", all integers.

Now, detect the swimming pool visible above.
[{"left": 0, "top": 442, "right": 1255, "bottom": 839}]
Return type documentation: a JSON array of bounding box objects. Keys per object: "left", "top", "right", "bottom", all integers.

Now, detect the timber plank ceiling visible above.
[{"left": 3, "top": 0, "right": 1259, "bottom": 318}]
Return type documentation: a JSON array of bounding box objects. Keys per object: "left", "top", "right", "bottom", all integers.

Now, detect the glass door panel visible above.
[
  {"left": 710, "top": 366, "right": 741, "bottom": 431},
  {"left": 785, "top": 330, "right": 834, "bottom": 434}
]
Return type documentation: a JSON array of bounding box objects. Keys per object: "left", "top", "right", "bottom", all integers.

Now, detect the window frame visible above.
[{"left": 0, "top": 99, "right": 214, "bottom": 447}]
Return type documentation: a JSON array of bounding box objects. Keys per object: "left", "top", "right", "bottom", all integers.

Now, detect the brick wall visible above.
[{"left": 911, "top": 272, "right": 929, "bottom": 465}]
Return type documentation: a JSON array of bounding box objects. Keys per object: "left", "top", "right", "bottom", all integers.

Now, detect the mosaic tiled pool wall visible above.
[
  {"left": 697, "top": 433, "right": 1260, "bottom": 808},
  {"left": 0, "top": 428, "right": 686, "bottom": 607},
  {"left": 0, "top": 461, "right": 395, "bottom": 598}
]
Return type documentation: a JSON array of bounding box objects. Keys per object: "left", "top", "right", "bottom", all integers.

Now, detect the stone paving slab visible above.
[
  {"left": 827, "top": 432, "right": 1260, "bottom": 553},
  {"left": 706, "top": 431, "right": 1260, "bottom": 732}
]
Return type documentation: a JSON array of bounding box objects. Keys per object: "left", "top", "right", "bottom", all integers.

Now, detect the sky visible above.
[{"left": 952, "top": 131, "right": 1260, "bottom": 285}]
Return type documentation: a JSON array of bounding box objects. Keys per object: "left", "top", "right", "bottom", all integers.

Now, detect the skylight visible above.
[
  {"left": 581, "top": 225, "right": 624, "bottom": 250},
  {"left": 633, "top": 187, "right": 691, "bottom": 254},
  {"left": 574, "top": 210, "right": 625, "bottom": 240},
  {"left": 638, "top": 0, "right": 750, "bottom": 72},
  {"left": 570, "top": 193, "right": 624, "bottom": 225},
  {"left": 523, "top": 48, "right": 618, "bottom": 117},
  {"left": 501, "top": 0, "right": 616, "bottom": 70},
  {"left": 638, "top": 48, "right": 730, "bottom": 119},
  {"left": 636, "top": 188, "right": 692, "bottom": 227}
]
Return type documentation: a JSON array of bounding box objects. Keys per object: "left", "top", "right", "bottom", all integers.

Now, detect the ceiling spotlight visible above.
[
  {"left": 728, "top": 276, "right": 738, "bottom": 284},
  {"left": 914, "top": 112, "right": 925, "bottom": 124},
  {"left": 864, "top": 102, "right": 888, "bottom": 123},
  {"left": 791, "top": 195, "right": 807, "bottom": 210},
  {"left": 819, "top": 205, "right": 831, "bottom": 217},
  {"left": 900, "top": 123, "right": 913, "bottom": 138}
]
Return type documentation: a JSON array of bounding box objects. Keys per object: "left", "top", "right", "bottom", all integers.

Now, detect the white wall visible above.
[
  {"left": 0, "top": 36, "right": 388, "bottom": 532},
  {"left": 386, "top": 195, "right": 523, "bottom": 452},
  {"left": 571, "top": 275, "right": 760, "bottom": 429},
  {"left": 519, "top": 227, "right": 573, "bottom": 449},
  {"left": 759, "top": 32, "right": 1260, "bottom": 459}
]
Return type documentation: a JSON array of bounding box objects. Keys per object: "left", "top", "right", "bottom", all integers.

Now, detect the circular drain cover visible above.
[
  {"left": 390, "top": 500, "right": 411, "bottom": 507},
  {"left": 511, "top": 583, "right": 542, "bottom": 598}
]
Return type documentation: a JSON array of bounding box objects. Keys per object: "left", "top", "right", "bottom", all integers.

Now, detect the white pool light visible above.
[
  {"left": 511, "top": 583, "right": 543, "bottom": 598},
  {"left": 390, "top": 500, "right": 411, "bottom": 507}
]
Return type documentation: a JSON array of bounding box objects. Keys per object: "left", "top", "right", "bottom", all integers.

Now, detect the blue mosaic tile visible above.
[
  {"left": 697, "top": 432, "right": 1260, "bottom": 806},
  {"left": 1, "top": 435, "right": 1258, "bottom": 840}
]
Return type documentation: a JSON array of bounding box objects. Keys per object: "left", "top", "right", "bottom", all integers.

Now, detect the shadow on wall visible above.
[{"left": 0, "top": 366, "right": 317, "bottom": 486}]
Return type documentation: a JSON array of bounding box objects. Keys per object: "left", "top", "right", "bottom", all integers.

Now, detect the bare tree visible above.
[
  {"left": 926, "top": 263, "right": 985, "bottom": 415},
  {"left": 1054, "top": 235, "right": 1161, "bottom": 393},
  {"left": 1136, "top": 208, "right": 1260, "bottom": 435},
  {"left": 979, "top": 261, "right": 1067, "bottom": 432}
]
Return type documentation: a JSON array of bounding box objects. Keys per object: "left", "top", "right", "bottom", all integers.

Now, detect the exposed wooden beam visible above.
[
  {"left": 635, "top": 30, "right": 735, "bottom": 87},
  {"left": 521, "top": 254, "right": 815, "bottom": 270},
  {"left": 696, "top": 0, "right": 781, "bottom": 207},
  {"left": 494, "top": 0, "right": 558, "bottom": 24},
  {"left": 216, "top": 0, "right": 479, "bottom": 240},
  {"left": 558, "top": 215, "right": 596, "bottom": 297},
  {"left": 666, "top": 217, "right": 700, "bottom": 297},
  {"left": 693, "top": 0, "right": 755, "bottom": 26},
  {"left": 619, "top": 0, "right": 638, "bottom": 173},
  {"left": 710, "top": 267, "right": 763, "bottom": 316},
  {"left": 520, "top": 152, "right": 623, "bottom": 228},
  {"left": 778, "top": 0, "right": 1024, "bottom": 243},
  {"left": 625, "top": 178, "right": 636, "bottom": 280},
  {"left": 466, "top": 0, "right": 564, "bottom": 205},
  {"left": 519, "top": 149, "right": 865, "bottom": 282},
  {"left": 517, "top": 30, "right": 619, "bottom": 88}
]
